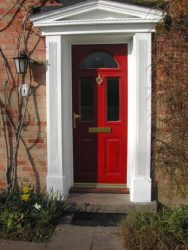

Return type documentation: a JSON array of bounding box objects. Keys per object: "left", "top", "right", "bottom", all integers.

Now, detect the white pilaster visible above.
[
  {"left": 46, "top": 36, "right": 67, "bottom": 197},
  {"left": 130, "top": 33, "right": 152, "bottom": 202}
]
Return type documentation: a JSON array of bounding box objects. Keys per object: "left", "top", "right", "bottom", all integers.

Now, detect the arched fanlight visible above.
[
  {"left": 80, "top": 51, "right": 118, "bottom": 69},
  {"left": 14, "top": 51, "right": 28, "bottom": 74}
]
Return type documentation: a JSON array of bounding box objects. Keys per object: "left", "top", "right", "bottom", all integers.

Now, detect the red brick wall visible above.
[
  {"left": 152, "top": 0, "right": 188, "bottom": 206},
  {"left": 0, "top": 0, "right": 62, "bottom": 191}
]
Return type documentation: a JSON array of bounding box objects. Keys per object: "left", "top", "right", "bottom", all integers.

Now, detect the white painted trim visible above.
[
  {"left": 131, "top": 177, "right": 151, "bottom": 202},
  {"left": 46, "top": 36, "right": 67, "bottom": 197},
  {"left": 34, "top": 19, "right": 160, "bottom": 26},
  {"left": 130, "top": 33, "right": 152, "bottom": 202},
  {"left": 127, "top": 37, "right": 135, "bottom": 189},
  {"left": 60, "top": 35, "right": 133, "bottom": 197},
  {"left": 38, "top": 24, "right": 157, "bottom": 36}
]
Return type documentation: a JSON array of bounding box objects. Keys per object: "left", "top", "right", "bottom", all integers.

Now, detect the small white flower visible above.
[
  {"left": 50, "top": 192, "right": 58, "bottom": 200},
  {"left": 33, "top": 203, "right": 41, "bottom": 210}
]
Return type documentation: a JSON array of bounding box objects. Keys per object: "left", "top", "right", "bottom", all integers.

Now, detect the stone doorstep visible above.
[
  {"left": 69, "top": 186, "right": 129, "bottom": 194},
  {"left": 63, "top": 193, "right": 157, "bottom": 214}
]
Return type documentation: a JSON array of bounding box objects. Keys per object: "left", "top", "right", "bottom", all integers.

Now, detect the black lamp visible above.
[{"left": 14, "top": 51, "right": 28, "bottom": 74}]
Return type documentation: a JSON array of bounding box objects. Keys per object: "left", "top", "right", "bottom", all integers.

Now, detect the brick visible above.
[
  {"left": 0, "top": 37, "right": 16, "bottom": 44},
  {"left": 39, "top": 167, "right": 47, "bottom": 173},
  {"left": 22, "top": 166, "right": 32, "bottom": 172},
  {"left": 38, "top": 161, "right": 46, "bottom": 166},
  {"left": 0, "top": 8, "right": 6, "bottom": 15},
  {"left": 17, "top": 160, "right": 27, "bottom": 166},
  {"left": 37, "top": 121, "right": 47, "bottom": 126},
  {"left": 0, "top": 181, "right": 6, "bottom": 188},
  {"left": 28, "top": 138, "right": 44, "bottom": 144},
  {"left": 0, "top": 154, "right": 6, "bottom": 162},
  {"left": 0, "top": 164, "right": 4, "bottom": 171},
  {"left": 19, "top": 171, "right": 36, "bottom": 177}
]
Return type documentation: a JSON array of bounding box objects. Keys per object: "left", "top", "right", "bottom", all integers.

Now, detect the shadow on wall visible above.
[
  {"left": 31, "top": 61, "right": 46, "bottom": 86},
  {"left": 19, "top": 61, "right": 47, "bottom": 193}
]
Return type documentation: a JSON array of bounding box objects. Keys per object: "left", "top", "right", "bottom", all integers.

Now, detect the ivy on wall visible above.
[{"left": 152, "top": 0, "right": 188, "bottom": 205}]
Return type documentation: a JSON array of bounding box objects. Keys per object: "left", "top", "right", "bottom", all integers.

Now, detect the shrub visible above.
[
  {"left": 120, "top": 206, "right": 188, "bottom": 250},
  {"left": 0, "top": 187, "right": 64, "bottom": 242}
]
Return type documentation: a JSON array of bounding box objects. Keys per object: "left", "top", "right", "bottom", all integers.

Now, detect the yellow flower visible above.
[
  {"left": 21, "top": 194, "right": 30, "bottom": 202},
  {"left": 22, "top": 186, "right": 29, "bottom": 194}
]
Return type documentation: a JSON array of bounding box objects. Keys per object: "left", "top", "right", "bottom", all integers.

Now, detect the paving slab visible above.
[
  {"left": 0, "top": 225, "right": 125, "bottom": 250},
  {"left": 47, "top": 225, "right": 124, "bottom": 250},
  {"left": 0, "top": 240, "right": 47, "bottom": 250}
]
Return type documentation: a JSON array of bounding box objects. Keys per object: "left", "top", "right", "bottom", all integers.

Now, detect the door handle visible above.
[{"left": 73, "top": 112, "right": 80, "bottom": 128}]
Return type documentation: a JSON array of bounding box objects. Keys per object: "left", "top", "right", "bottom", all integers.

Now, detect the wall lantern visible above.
[{"left": 14, "top": 51, "right": 28, "bottom": 74}]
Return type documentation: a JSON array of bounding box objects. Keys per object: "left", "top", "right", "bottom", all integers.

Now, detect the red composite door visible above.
[{"left": 72, "top": 44, "right": 127, "bottom": 184}]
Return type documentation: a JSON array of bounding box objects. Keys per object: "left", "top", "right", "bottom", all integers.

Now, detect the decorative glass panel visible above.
[
  {"left": 80, "top": 52, "right": 118, "bottom": 69},
  {"left": 107, "top": 78, "right": 119, "bottom": 121},
  {"left": 80, "top": 79, "right": 94, "bottom": 121}
]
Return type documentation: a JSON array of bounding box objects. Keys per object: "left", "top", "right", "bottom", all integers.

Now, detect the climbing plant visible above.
[{"left": 152, "top": 0, "right": 188, "bottom": 205}]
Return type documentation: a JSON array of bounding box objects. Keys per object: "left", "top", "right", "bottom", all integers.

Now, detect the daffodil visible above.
[
  {"left": 22, "top": 186, "right": 29, "bottom": 194},
  {"left": 21, "top": 194, "right": 30, "bottom": 202}
]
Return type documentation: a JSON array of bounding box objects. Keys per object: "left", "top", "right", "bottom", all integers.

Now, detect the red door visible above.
[{"left": 72, "top": 44, "right": 127, "bottom": 184}]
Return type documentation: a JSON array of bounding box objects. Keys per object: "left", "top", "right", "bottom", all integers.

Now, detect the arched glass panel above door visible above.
[{"left": 80, "top": 51, "right": 118, "bottom": 69}]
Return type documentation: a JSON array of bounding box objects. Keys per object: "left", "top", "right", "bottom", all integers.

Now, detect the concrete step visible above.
[
  {"left": 63, "top": 193, "right": 157, "bottom": 214},
  {"left": 70, "top": 186, "right": 129, "bottom": 194}
]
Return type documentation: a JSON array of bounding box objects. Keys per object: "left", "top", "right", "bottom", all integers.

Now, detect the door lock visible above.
[{"left": 73, "top": 112, "right": 80, "bottom": 128}]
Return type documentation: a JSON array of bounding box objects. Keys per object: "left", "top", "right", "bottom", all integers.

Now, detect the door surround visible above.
[
  {"left": 31, "top": 0, "right": 163, "bottom": 202},
  {"left": 46, "top": 34, "right": 152, "bottom": 202}
]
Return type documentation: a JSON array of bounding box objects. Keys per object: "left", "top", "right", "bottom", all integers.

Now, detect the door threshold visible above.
[{"left": 70, "top": 183, "right": 129, "bottom": 194}]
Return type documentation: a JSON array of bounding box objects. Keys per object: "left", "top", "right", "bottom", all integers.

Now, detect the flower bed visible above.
[{"left": 0, "top": 187, "right": 64, "bottom": 242}]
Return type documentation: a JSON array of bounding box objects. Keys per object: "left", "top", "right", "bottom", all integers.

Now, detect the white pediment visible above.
[
  {"left": 60, "top": 9, "right": 138, "bottom": 21},
  {"left": 30, "top": 0, "right": 163, "bottom": 35},
  {"left": 31, "top": 0, "right": 163, "bottom": 23}
]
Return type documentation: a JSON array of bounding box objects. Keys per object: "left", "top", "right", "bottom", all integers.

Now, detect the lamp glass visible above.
[{"left": 14, "top": 55, "right": 28, "bottom": 74}]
